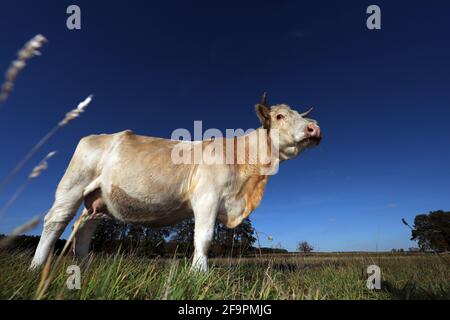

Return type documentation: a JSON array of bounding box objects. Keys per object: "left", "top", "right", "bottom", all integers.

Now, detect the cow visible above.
[{"left": 30, "top": 94, "right": 321, "bottom": 271}]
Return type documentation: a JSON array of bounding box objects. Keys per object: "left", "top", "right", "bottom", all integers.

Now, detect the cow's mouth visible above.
[{"left": 300, "top": 136, "right": 322, "bottom": 148}]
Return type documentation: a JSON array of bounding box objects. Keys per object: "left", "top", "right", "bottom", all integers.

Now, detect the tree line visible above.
[
  {"left": 1, "top": 217, "right": 288, "bottom": 257},
  {"left": 90, "top": 217, "right": 260, "bottom": 257},
  {"left": 1, "top": 210, "right": 448, "bottom": 255}
]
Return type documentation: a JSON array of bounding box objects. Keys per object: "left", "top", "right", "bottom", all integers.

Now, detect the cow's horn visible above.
[
  {"left": 261, "top": 92, "right": 268, "bottom": 107},
  {"left": 301, "top": 107, "right": 314, "bottom": 117}
]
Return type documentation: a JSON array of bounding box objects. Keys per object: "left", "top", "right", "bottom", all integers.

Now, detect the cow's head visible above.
[{"left": 255, "top": 93, "right": 321, "bottom": 161}]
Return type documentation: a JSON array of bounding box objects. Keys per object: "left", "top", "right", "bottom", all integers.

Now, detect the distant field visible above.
[{"left": 0, "top": 252, "right": 448, "bottom": 300}]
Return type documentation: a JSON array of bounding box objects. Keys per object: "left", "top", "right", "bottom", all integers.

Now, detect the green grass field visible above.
[{"left": 0, "top": 252, "right": 448, "bottom": 300}]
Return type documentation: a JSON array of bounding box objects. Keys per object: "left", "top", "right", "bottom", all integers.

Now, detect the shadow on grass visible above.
[
  {"left": 382, "top": 281, "right": 450, "bottom": 300},
  {"left": 217, "top": 260, "right": 347, "bottom": 273}
]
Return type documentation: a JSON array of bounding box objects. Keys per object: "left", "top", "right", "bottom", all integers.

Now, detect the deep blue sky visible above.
[{"left": 0, "top": 0, "right": 449, "bottom": 251}]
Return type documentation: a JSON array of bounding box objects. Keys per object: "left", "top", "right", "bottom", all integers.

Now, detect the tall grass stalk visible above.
[
  {"left": 0, "top": 215, "right": 41, "bottom": 249},
  {"left": 0, "top": 151, "right": 56, "bottom": 220},
  {"left": 0, "top": 95, "right": 93, "bottom": 193},
  {"left": 0, "top": 34, "right": 47, "bottom": 106}
]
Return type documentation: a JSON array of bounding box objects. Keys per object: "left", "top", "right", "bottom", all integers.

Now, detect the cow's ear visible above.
[
  {"left": 255, "top": 104, "right": 271, "bottom": 129},
  {"left": 255, "top": 92, "right": 271, "bottom": 129}
]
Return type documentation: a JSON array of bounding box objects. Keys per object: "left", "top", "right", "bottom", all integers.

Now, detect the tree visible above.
[
  {"left": 297, "top": 241, "right": 314, "bottom": 253},
  {"left": 212, "top": 218, "right": 256, "bottom": 256},
  {"left": 91, "top": 219, "right": 170, "bottom": 255},
  {"left": 91, "top": 219, "right": 128, "bottom": 253},
  {"left": 141, "top": 227, "right": 171, "bottom": 256},
  {"left": 122, "top": 224, "right": 147, "bottom": 254},
  {"left": 169, "top": 217, "right": 256, "bottom": 257},
  {"left": 231, "top": 218, "right": 256, "bottom": 255},
  {"left": 169, "top": 218, "right": 195, "bottom": 255},
  {"left": 411, "top": 210, "right": 450, "bottom": 252}
]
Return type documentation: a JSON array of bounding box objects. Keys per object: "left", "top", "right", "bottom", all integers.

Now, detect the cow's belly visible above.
[{"left": 101, "top": 183, "right": 193, "bottom": 224}]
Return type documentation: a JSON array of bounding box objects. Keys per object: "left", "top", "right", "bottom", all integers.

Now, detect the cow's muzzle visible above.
[{"left": 305, "top": 123, "right": 321, "bottom": 139}]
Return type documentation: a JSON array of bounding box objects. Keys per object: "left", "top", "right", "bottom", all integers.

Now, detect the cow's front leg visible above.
[{"left": 190, "top": 192, "right": 219, "bottom": 272}]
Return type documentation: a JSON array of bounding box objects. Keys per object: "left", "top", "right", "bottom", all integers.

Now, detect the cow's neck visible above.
[
  {"left": 235, "top": 127, "right": 280, "bottom": 176},
  {"left": 223, "top": 128, "right": 277, "bottom": 227}
]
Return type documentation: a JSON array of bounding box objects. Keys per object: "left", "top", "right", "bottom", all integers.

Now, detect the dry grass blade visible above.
[
  {"left": 0, "top": 215, "right": 41, "bottom": 249},
  {"left": 0, "top": 95, "right": 93, "bottom": 193},
  {"left": 162, "top": 261, "right": 178, "bottom": 300},
  {"left": 0, "top": 151, "right": 56, "bottom": 220},
  {"left": 0, "top": 34, "right": 47, "bottom": 106},
  {"left": 28, "top": 151, "right": 56, "bottom": 179},
  {"left": 59, "top": 95, "right": 93, "bottom": 126}
]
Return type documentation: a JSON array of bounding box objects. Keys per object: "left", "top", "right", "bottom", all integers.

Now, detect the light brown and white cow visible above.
[{"left": 30, "top": 94, "right": 321, "bottom": 271}]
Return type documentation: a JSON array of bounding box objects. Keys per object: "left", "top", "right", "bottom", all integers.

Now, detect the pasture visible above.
[{"left": 0, "top": 252, "right": 448, "bottom": 300}]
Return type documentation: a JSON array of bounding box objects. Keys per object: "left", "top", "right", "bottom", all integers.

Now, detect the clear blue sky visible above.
[{"left": 0, "top": 0, "right": 449, "bottom": 252}]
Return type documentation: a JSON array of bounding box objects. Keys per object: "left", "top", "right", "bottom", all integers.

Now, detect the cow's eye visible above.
[{"left": 276, "top": 114, "right": 285, "bottom": 120}]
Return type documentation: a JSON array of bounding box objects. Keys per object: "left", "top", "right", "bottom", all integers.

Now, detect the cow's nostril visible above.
[
  {"left": 306, "top": 124, "right": 316, "bottom": 134},
  {"left": 306, "top": 123, "right": 320, "bottom": 137}
]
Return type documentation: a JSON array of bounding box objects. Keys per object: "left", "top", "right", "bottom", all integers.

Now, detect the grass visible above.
[{"left": 0, "top": 251, "right": 448, "bottom": 300}]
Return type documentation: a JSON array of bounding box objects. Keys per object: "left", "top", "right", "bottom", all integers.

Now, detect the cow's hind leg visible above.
[
  {"left": 30, "top": 185, "right": 85, "bottom": 269},
  {"left": 30, "top": 136, "right": 104, "bottom": 270}
]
